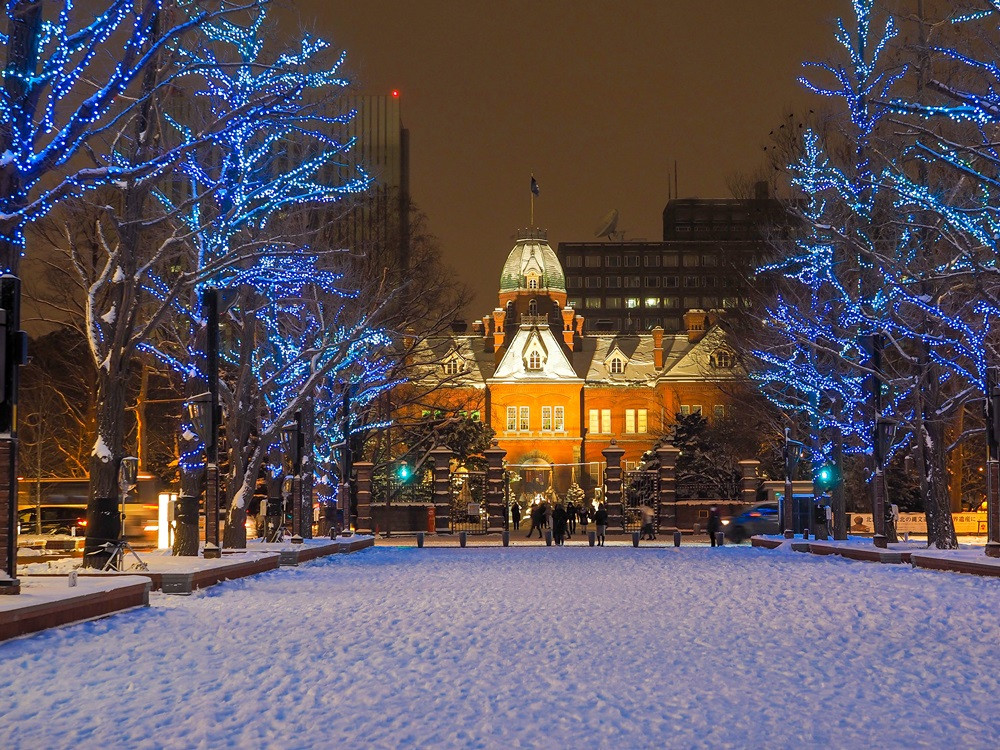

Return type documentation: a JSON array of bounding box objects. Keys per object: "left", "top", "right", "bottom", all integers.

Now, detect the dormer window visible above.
[
  {"left": 528, "top": 276, "right": 538, "bottom": 289},
  {"left": 609, "top": 356, "right": 625, "bottom": 374},
  {"left": 528, "top": 351, "right": 541, "bottom": 370},
  {"left": 443, "top": 356, "right": 466, "bottom": 375},
  {"left": 710, "top": 349, "right": 735, "bottom": 369}
]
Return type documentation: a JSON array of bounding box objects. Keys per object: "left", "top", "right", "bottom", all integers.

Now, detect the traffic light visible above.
[
  {"left": 815, "top": 464, "right": 839, "bottom": 491},
  {"left": 397, "top": 461, "right": 411, "bottom": 482}
]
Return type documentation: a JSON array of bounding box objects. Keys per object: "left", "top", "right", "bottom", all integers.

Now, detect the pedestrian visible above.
[
  {"left": 579, "top": 503, "right": 590, "bottom": 534},
  {"left": 566, "top": 500, "right": 577, "bottom": 537},
  {"left": 594, "top": 503, "right": 608, "bottom": 547},
  {"left": 707, "top": 506, "right": 721, "bottom": 547},
  {"left": 553, "top": 503, "right": 568, "bottom": 545},
  {"left": 512, "top": 502, "right": 521, "bottom": 531},
  {"left": 545, "top": 502, "right": 553, "bottom": 532},
  {"left": 527, "top": 503, "right": 545, "bottom": 538},
  {"left": 639, "top": 504, "right": 656, "bottom": 540}
]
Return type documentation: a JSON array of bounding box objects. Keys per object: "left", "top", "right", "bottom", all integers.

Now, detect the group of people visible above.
[{"left": 512, "top": 499, "right": 610, "bottom": 546}]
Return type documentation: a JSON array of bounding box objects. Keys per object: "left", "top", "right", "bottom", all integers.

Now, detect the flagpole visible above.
[{"left": 530, "top": 191, "right": 534, "bottom": 228}]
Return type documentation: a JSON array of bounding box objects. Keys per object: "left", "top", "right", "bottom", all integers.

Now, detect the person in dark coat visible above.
[
  {"left": 594, "top": 503, "right": 609, "bottom": 546},
  {"left": 579, "top": 504, "right": 590, "bottom": 533},
  {"left": 552, "top": 503, "right": 568, "bottom": 545},
  {"left": 511, "top": 502, "right": 521, "bottom": 531},
  {"left": 527, "top": 502, "right": 545, "bottom": 538},
  {"left": 707, "top": 506, "right": 721, "bottom": 546},
  {"left": 566, "top": 500, "right": 577, "bottom": 538}
]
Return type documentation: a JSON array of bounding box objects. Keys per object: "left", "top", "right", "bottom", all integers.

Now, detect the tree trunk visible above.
[
  {"left": 923, "top": 417, "right": 958, "bottom": 549},
  {"left": 83, "top": 367, "right": 126, "bottom": 568}
]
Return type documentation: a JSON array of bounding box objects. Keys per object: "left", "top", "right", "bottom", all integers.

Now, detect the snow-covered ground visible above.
[{"left": 1, "top": 545, "right": 999, "bottom": 749}]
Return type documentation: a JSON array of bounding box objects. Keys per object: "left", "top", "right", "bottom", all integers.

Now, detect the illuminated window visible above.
[
  {"left": 471, "top": 410, "right": 481, "bottom": 422},
  {"left": 638, "top": 409, "right": 647, "bottom": 432},
  {"left": 601, "top": 409, "right": 611, "bottom": 432},
  {"left": 527, "top": 276, "right": 538, "bottom": 289},
  {"left": 609, "top": 357, "right": 625, "bottom": 374},
  {"left": 589, "top": 409, "right": 600, "bottom": 436},
  {"left": 554, "top": 406, "right": 565, "bottom": 431},
  {"left": 519, "top": 406, "right": 530, "bottom": 431},
  {"left": 625, "top": 297, "right": 640, "bottom": 309},
  {"left": 506, "top": 406, "right": 516, "bottom": 431},
  {"left": 625, "top": 409, "right": 636, "bottom": 434},
  {"left": 644, "top": 297, "right": 659, "bottom": 308},
  {"left": 585, "top": 297, "right": 602, "bottom": 309},
  {"left": 528, "top": 352, "right": 541, "bottom": 369},
  {"left": 679, "top": 405, "right": 691, "bottom": 416},
  {"left": 542, "top": 406, "right": 553, "bottom": 431},
  {"left": 714, "top": 405, "right": 725, "bottom": 420}
]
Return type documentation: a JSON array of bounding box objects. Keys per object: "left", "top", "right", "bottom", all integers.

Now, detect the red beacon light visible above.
[{"left": 391, "top": 89, "right": 399, "bottom": 98}]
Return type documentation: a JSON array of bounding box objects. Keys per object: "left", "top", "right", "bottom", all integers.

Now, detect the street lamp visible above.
[
  {"left": 281, "top": 414, "right": 304, "bottom": 543},
  {"left": 783, "top": 427, "right": 805, "bottom": 539},
  {"left": 873, "top": 417, "right": 897, "bottom": 549},
  {"left": 186, "top": 390, "right": 220, "bottom": 558}
]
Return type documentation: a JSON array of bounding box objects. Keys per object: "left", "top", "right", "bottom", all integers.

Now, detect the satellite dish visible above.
[{"left": 594, "top": 208, "right": 620, "bottom": 239}]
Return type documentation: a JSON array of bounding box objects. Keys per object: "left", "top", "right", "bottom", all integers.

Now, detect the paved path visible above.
[{"left": 1, "top": 546, "right": 998, "bottom": 749}]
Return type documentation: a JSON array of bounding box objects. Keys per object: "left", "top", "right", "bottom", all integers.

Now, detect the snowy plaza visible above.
[{"left": 2, "top": 545, "right": 999, "bottom": 749}]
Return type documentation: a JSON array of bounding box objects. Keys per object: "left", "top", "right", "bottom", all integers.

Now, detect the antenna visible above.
[{"left": 594, "top": 208, "right": 620, "bottom": 240}]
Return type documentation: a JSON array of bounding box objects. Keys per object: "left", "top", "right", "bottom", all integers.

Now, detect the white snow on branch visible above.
[{"left": 101, "top": 305, "right": 116, "bottom": 324}]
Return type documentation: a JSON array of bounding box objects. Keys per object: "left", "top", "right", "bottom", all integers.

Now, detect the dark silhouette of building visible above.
[{"left": 558, "top": 186, "right": 784, "bottom": 332}]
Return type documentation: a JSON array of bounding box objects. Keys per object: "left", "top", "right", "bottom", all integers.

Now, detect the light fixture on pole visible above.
[
  {"left": 873, "top": 417, "right": 897, "bottom": 549},
  {"left": 281, "top": 415, "right": 303, "bottom": 543},
  {"left": 186, "top": 390, "right": 220, "bottom": 558},
  {"left": 986, "top": 367, "right": 1000, "bottom": 558},
  {"left": 782, "top": 427, "right": 805, "bottom": 539}
]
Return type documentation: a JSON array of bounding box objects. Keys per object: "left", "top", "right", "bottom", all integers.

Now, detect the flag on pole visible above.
[{"left": 530, "top": 175, "right": 540, "bottom": 196}]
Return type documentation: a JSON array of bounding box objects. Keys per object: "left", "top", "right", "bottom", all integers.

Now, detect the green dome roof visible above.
[{"left": 498, "top": 229, "right": 565, "bottom": 293}]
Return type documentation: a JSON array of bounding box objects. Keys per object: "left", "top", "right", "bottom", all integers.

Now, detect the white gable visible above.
[{"left": 491, "top": 326, "right": 581, "bottom": 382}]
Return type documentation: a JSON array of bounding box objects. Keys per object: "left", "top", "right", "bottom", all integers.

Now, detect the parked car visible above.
[
  {"left": 724, "top": 502, "right": 780, "bottom": 543},
  {"left": 17, "top": 504, "right": 88, "bottom": 536}
]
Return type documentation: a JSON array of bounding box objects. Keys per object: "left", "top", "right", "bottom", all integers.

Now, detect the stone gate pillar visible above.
[
  {"left": 602, "top": 441, "right": 625, "bottom": 533},
  {"left": 485, "top": 440, "right": 507, "bottom": 533},
  {"left": 738, "top": 460, "right": 760, "bottom": 507},
  {"left": 656, "top": 444, "right": 681, "bottom": 533},
  {"left": 430, "top": 446, "right": 454, "bottom": 533},
  {"left": 354, "top": 462, "right": 373, "bottom": 535}
]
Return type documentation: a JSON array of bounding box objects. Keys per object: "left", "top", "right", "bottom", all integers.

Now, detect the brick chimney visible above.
[
  {"left": 651, "top": 326, "right": 664, "bottom": 369},
  {"left": 561, "top": 307, "right": 576, "bottom": 351},
  {"left": 683, "top": 309, "right": 709, "bottom": 343},
  {"left": 492, "top": 307, "right": 506, "bottom": 351}
]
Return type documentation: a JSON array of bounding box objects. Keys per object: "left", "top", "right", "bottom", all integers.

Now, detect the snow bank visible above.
[{"left": 0, "top": 547, "right": 997, "bottom": 748}]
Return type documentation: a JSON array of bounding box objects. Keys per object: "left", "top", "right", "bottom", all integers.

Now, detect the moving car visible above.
[
  {"left": 17, "top": 504, "right": 88, "bottom": 536},
  {"left": 724, "top": 502, "right": 779, "bottom": 543}
]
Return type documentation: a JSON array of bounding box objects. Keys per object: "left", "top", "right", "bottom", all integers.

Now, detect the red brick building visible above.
[{"left": 413, "top": 228, "right": 739, "bottom": 492}]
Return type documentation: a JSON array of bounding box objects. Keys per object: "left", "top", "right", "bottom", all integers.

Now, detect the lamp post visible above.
[
  {"left": 186, "top": 390, "right": 220, "bottom": 558},
  {"left": 0, "top": 275, "right": 27, "bottom": 594},
  {"left": 783, "top": 427, "right": 805, "bottom": 539},
  {"left": 281, "top": 414, "right": 303, "bottom": 544},
  {"left": 985, "top": 367, "right": 1000, "bottom": 558},
  {"left": 118, "top": 456, "right": 139, "bottom": 541},
  {"left": 873, "top": 417, "right": 896, "bottom": 549}
]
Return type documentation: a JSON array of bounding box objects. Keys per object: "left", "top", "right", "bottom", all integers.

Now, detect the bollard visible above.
[
  {"left": 588, "top": 530, "right": 596, "bottom": 547},
  {"left": 692, "top": 523, "right": 700, "bottom": 535},
  {"left": 632, "top": 531, "right": 640, "bottom": 547},
  {"left": 545, "top": 529, "right": 552, "bottom": 547},
  {"left": 459, "top": 531, "right": 467, "bottom": 548},
  {"left": 417, "top": 531, "right": 424, "bottom": 548},
  {"left": 715, "top": 531, "right": 725, "bottom": 547},
  {"left": 502, "top": 530, "right": 510, "bottom": 547},
  {"left": 673, "top": 530, "right": 682, "bottom": 547}
]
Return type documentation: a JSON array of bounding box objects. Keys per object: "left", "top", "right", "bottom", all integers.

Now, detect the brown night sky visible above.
[{"left": 299, "top": 0, "right": 845, "bottom": 312}]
